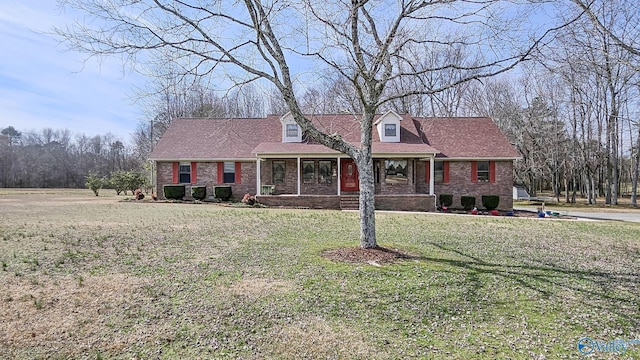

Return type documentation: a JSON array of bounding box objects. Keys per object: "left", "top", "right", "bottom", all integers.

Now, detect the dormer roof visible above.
[
  {"left": 374, "top": 110, "right": 402, "bottom": 142},
  {"left": 280, "top": 112, "right": 302, "bottom": 143}
]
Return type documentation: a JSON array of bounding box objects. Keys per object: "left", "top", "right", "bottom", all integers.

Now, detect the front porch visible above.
[
  {"left": 255, "top": 156, "right": 437, "bottom": 197},
  {"left": 256, "top": 194, "right": 436, "bottom": 212},
  {"left": 254, "top": 154, "right": 437, "bottom": 211}
]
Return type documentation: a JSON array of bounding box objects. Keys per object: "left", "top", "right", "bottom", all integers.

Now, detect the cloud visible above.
[{"left": 0, "top": 0, "right": 145, "bottom": 142}]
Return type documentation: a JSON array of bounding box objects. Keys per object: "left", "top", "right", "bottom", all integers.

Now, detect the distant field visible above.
[{"left": 1, "top": 189, "right": 639, "bottom": 359}]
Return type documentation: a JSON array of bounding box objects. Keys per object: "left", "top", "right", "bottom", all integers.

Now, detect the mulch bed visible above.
[{"left": 323, "top": 246, "right": 416, "bottom": 265}]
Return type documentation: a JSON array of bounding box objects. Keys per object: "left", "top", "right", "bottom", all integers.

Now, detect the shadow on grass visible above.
[{"left": 392, "top": 242, "right": 640, "bottom": 327}]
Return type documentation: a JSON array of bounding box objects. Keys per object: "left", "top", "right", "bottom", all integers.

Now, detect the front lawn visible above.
[{"left": 1, "top": 190, "right": 638, "bottom": 359}]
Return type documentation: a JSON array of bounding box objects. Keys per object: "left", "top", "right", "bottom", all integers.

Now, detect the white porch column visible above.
[
  {"left": 256, "top": 158, "right": 261, "bottom": 196},
  {"left": 429, "top": 156, "right": 435, "bottom": 196},
  {"left": 297, "top": 157, "right": 301, "bottom": 196},
  {"left": 337, "top": 157, "right": 341, "bottom": 196}
]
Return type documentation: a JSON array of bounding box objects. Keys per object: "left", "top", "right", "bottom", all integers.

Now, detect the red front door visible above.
[{"left": 341, "top": 159, "right": 359, "bottom": 192}]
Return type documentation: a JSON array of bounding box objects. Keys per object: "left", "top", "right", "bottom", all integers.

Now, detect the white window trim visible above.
[
  {"left": 178, "top": 162, "right": 191, "bottom": 184},
  {"left": 280, "top": 113, "right": 302, "bottom": 143},
  {"left": 375, "top": 111, "right": 401, "bottom": 142}
]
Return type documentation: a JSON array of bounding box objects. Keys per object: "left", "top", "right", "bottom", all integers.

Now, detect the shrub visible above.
[
  {"left": 461, "top": 195, "right": 476, "bottom": 211},
  {"left": 85, "top": 173, "right": 106, "bottom": 196},
  {"left": 164, "top": 185, "right": 185, "bottom": 200},
  {"left": 214, "top": 186, "right": 232, "bottom": 201},
  {"left": 439, "top": 194, "right": 453, "bottom": 207},
  {"left": 191, "top": 186, "right": 207, "bottom": 200},
  {"left": 109, "top": 171, "right": 128, "bottom": 195},
  {"left": 124, "top": 171, "right": 147, "bottom": 194},
  {"left": 109, "top": 170, "right": 147, "bottom": 195},
  {"left": 482, "top": 195, "right": 500, "bottom": 211}
]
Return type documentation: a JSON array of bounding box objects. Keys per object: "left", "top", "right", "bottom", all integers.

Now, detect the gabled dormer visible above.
[
  {"left": 374, "top": 110, "right": 402, "bottom": 142},
  {"left": 280, "top": 112, "right": 302, "bottom": 143}
]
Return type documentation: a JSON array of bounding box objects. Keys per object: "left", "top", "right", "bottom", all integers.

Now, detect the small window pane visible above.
[
  {"left": 477, "top": 161, "right": 489, "bottom": 182},
  {"left": 318, "top": 161, "right": 332, "bottom": 184},
  {"left": 273, "top": 161, "right": 285, "bottom": 184},
  {"left": 434, "top": 162, "right": 444, "bottom": 183},
  {"left": 286, "top": 124, "right": 299, "bottom": 137},
  {"left": 223, "top": 162, "right": 235, "bottom": 183},
  {"left": 384, "top": 124, "right": 396, "bottom": 137},
  {"left": 385, "top": 160, "right": 408, "bottom": 184},
  {"left": 179, "top": 164, "right": 191, "bottom": 183},
  {"left": 224, "top": 162, "right": 235, "bottom": 172},
  {"left": 302, "top": 161, "right": 315, "bottom": 184}
]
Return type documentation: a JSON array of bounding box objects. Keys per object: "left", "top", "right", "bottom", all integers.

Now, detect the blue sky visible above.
[{"left": 0, "top": 0, "right": 145, "bottom": 142}]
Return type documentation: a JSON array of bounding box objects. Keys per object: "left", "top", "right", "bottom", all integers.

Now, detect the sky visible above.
[{"left": 0, "top": 0, "right": 145, "bottom": 142}]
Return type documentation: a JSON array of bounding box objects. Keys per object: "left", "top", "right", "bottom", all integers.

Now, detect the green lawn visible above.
[{"left": 1, "top": 190, "right": 639, "bottom": 359}]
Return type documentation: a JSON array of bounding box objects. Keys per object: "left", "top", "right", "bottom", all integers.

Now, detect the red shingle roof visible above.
[
  {"left": 149, "top": 117, "right": 280, "bottom": 160},
  {"left": 149, "top": 114, "right": 518, "bottom": 161},
  {"left": 413, "top": 117, "right": 520, "bottom": 159}
]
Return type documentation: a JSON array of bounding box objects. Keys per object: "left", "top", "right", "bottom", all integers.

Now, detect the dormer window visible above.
[
  {"left": 384, "top": 124, "right": 397, "bottom": 137},
  {"left": 286, "top": 124, "right": 299, "bottom": 137},
  {"left": 375, "top": 110, "right": 402, "bottom": 142},
  {"left": 280, "top": 113, "right": 302, "bottom": 143}
]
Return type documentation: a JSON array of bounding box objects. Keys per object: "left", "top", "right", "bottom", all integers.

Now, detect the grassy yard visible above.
[{"left": 1, "top": 189, "right": 639, "bottom": 359}]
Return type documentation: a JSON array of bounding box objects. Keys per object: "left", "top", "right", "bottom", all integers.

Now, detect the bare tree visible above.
[
  {"left": 56, "top": 0, "right": 568, "bottom": 248},
  {"left": 567, "top": 0, "right": 640, "bottom": 205}
]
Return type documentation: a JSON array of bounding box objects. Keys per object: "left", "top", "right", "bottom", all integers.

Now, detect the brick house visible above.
[{"left": 149, "top": 111, "right": 520, "bottom": 211}]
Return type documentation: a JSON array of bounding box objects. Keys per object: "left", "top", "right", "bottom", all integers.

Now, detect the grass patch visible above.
[{"left": 0, "top": 189, "right": 638, "bottom": 359}]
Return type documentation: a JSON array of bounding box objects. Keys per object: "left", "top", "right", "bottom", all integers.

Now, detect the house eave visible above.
[
  {"left": 436, "top": 156, "right": 521, "bottom": 161},
  {"left": 149, "top": 157, "right": 256, "bottom": 162},
  {"left": 254, "top": 151, "right": 439, "bottom": 158}
]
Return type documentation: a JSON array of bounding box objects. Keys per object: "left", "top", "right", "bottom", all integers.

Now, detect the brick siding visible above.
[
  {"left": 428, "top": 160, "right": 514, "bottom": 210},
  {"left": 257, "top": 194, "right": 435, "bottom": 211},
  {"left": 156, "top": 159, "right": 513, "bottom": 210},
  {"left": 156, "top": 161, "right": 256, "bottom": 201}
]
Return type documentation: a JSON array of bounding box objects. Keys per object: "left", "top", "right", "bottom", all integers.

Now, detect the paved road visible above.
[{"left": 515, "top": 206, "right": 640, "bottom": 223}]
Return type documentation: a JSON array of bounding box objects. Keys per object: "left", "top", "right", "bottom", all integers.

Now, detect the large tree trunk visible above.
[
  {"left": 357, "top": 154, "right": 376, "bottom": 248},
  {"left": 632, "top": 125, "right": 640, "bottom": 207},
  {"left": 356, "top": 110, "right": 377, "bottom": 249}
]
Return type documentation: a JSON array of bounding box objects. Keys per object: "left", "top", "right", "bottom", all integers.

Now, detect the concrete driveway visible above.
[{"left": 515, "top": 206, "right": 640, "bottom": 223}]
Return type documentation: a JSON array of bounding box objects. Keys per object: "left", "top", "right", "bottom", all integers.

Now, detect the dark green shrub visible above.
[
  {"left": 214, "top": 186, "right": 232, "bottom": 201},
  {"left": 439, "top": 194, "right": 453, "bottom": 207},
  {"left": 482, "top": 195, "right": 500, "bottom": 211},
  {"left": 191, "top": 186, "right": 207, "bottom": 200},
  {"left": 461, "top": 195, "right": 476, "bottom": 211},
  {"left": 164, "top": 185, "right": 185, "bottom": 200}
]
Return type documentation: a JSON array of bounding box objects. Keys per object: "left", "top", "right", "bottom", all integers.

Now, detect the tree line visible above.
[{"left": 0, "top": 126, "right": 140, "bottom": 189}]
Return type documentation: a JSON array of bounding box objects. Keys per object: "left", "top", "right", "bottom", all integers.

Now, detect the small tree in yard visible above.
[
  {"left": 110, "top": 171, "right": 147, "bottom": 195},
  {"left": 124, "top": 171, "right": 147, "bottom": 194},
  {"left": 57, "top": 0, "right": 573, "bottom": 248},
  {"left": 109, "top": 171, "right": 128, "bottom": 195},
  {"left": 85, "top": 173, "right": 106, "bottom": 196}
]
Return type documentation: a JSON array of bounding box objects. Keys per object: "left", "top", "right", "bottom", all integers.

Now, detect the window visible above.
[
  {"left": 384, "top": 160, "right": 408, "bottom": 184},
  {"left": 318, "top": 161, "right": 332, "bottom": 184},
  {"left": 273, "top": 161, "right": 285, "bottom": 184},
  {"left": 223, "top": 162, "right": 236, "bottom": 183},
  {"left": 384, "top": 123, "right": 397, "bottom": 137},
  {"left": 434, "top": 162, "right": 444, "bottom": 183},
  {"left": 179, "top": 163, "right": 191, "bottom": 183},
  {"left": 477, "top": 161, "right": 489, "bottom": 182},
  {"left": 302, "top": 160, "right": 315, "bottom": 183},
  {"left": 286, "top": 124, "right": 299, "bottom": 137}
]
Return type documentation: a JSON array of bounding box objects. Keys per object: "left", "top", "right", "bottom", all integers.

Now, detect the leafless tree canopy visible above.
[{"left": 54, "top": 0, "right": 590, "bottom": 246}]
